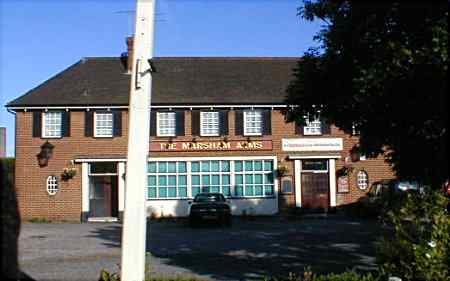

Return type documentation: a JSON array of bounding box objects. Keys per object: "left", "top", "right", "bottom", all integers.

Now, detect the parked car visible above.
[{"left": 188, "top": 193, "right": 232, "bottom": 227}]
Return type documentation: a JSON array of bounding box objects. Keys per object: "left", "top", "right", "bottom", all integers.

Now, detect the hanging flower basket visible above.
[
  {"left": 336, "top": 165, "right": 353, "bottom": 177},
  {"left": 275, "top": 165, "right": 289, "bottom": 178},
  {"left": 61, "top": 167, "right": 77, "bottom": 181}
]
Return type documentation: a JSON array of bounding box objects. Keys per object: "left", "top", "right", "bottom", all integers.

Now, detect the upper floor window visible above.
[
  {"left": 244, "top": 110, "right": 263, "bottom": 136},
  {"left": 94, "top": 112, "right": 114, "bottom": 137},
  {"left": 200, "top": 111, "right": 220, "bottom": 136},
  {"left": 157, "top": 112, "right": 176, "bottom": 137},
  {"left": 303, "top": 117, "right": 322, "bottom": 135},
  {"left": 42, "top": 112, "right": 62, "bottom": 138}
]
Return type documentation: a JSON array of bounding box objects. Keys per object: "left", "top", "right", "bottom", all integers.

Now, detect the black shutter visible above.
[
  {"left": 191, "top": 110, "right": 200, "bottom": 136},
  {"left": 150, "top": 111, "right": 157, "bottom": 136},
  {"left": 113, "top": 110, "right": 122, "bottom": 137},
  {"left": 234, "top": 110, "right": 243, "bottom": 136},
  {"left": 321, "top": 119, "right": 331, "bottom": 135},
  {"left": 32, "top": 111, "right": 42, "bottom": 138},
  {"left": 295, "top": 121, "right": 303, "bottom": 135},
  {"left": 175, "top": 110, "right": 185, "bottom": 136},
  {"left": 85, "top": 111, "right": 93, "bottom": 137},
  {"left": 262, "top": 110, "right": 272, "bottom": 135},
  {"left": 62, "top": 111, "right": 71, "bottom": 137},
  {"left": 219, "top": 110, "right": 229, "bottom": 136}
]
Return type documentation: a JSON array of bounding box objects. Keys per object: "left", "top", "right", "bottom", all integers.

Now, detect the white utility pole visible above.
[{"left": 121, "top": 0, "right": 156, "bottom": 280}]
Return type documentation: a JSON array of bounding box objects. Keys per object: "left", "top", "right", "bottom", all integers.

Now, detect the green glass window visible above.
[
  {"left": 222, "top": 175, "right": 230, "bottom": 185},
  {"left": 201, "top": 161, "right": 210, "bottom": 172},
  {"left": 202, "top": 175, "right": 210, "bottom": 185},
  {"left": 148, "top": 187, "right": 157, "bottom": 198},
  {"left": 192, "top": 175, "right": 200, "bottom": 185},
  {"left": 158, "top": 162, "right": 167, "bottom": 173},
  {"left": 235, "top": 161, "right": 243, "bottom": 172},
  {"left": 245, "top": 174, "right": 253, "bottom": 184},
  {"left": 158, "top": 176, "right": 167, "bottom": 186},
  {"left": 245, "top": 161, "right": 253, "bottom": 171},
  {"left": 264, "top": 185, "right": 274, "bottom": 195},
  {"left": 191, "top": 162, "right": 200, "bottom": 172},
  {"left": 264, "top": 161, "right": 273, "bottom": 171},
  {"left": 148, "top": 162, "right": 157, "bottom": 173},
  {"left": 211, "top": 161, "right": 220, "bottom": 172},
  {"left": 235, "top": 175, "right": 243, "bottom": 184},
  {"left": 221, "top": 161, "right": 230, "bottom": 172},
  {"left": 168, "top": 175, "right": 176, "bottom": 186},
  {"left": 179, "top": 186, "right": 187, "bottom": 197},
  {"left": 255, "top": 185, "right": 263, "bottom": 196},
  {"left": 167, "top": 162, "right": 177, "bottom": 173},
  {"left": 254, "top": 161, "right": 263, "bottom": 171},
  {"left": 167, "top": 186, "right": 177, "bottom": 197},
  {"left": 192, "top": 186, "right": 200, "bottom": 197},
  {"left": 222, "top": 186, "right": 231, "bottom": 196},
  {"left": 178, "top": 176, "right": 187, "bottom": 185},
  {"left": 245, "top": 185, "right": 254, "bottom": 196},
  {"left": 159, "top": 187, "right": 167, "bottom": 198},
  {"left": 178, "top": 162, "right": 187, "bottom": 173},
  {"left": 148, "top": 175, "right": 157, "bottom": 186},
  {"left": 235, "top": 185, "right": 244, "bottom": 196},
  {"left": 255, "top": 174, "right": 263, "bottom": 184}
]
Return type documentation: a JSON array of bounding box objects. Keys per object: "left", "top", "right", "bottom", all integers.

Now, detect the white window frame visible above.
[
  {"left": 156, "top": 112, "right": 176, "bottom": 137},
  {"left": 46, "top": 175, "right": 59, "bottom": 195},
  {"left": 303, "top": 116, "right": 322, "bottom": 136},
  {"left": 42, "top": 111, "right": 62, "bottom": 138},
  {"left": 243, "top": 110, "right": 263, "bottom": 136},
  {"left": 200, "top": 111, "right": 220, "bottom": 136},
  {"left": 356, "top": 170, "right": 369, "bottom": 190},
  {"left": 94, "top": 112, "right": 114, "bottom": 138}
]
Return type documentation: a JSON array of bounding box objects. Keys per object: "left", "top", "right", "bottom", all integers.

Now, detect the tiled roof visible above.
[{"left": 6, "top": 57, "right": 299, "bottom": 107}]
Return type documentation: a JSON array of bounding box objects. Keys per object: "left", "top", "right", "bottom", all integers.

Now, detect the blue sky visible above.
[{"left": 0, "top": 0, "right": 322, "bottom": 156}]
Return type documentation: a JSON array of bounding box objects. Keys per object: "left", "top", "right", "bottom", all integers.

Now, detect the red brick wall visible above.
[{"left": 14, "top": 109, "right": 395, "bottom": 221}]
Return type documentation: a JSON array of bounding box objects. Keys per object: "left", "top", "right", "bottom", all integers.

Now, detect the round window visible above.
[
  {"left": 46, "top": 175, "right": 59, "bottom": 195},
  {"left": 356, "top": 170, "right": 369, "bottom": 190}
]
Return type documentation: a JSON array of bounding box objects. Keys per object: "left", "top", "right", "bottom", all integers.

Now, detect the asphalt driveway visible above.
[{"left": 18, "top": 216, "right": 382, "bottom": 281}]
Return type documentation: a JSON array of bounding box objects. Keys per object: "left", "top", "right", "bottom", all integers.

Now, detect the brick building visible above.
[{"left": 6, "top": 42, "right": 395, "bottom": 222}]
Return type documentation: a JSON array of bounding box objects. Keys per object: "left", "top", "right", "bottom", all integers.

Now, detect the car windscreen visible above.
[{"left": 194, "top": 194, "right": 225, "bottom": 203}]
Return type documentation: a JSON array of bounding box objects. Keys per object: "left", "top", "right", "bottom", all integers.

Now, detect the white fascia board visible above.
[
  {"left": 288, "top": 155, "right": 341, "bottom": 159},
  {"left": 74, "top": 155, "right": 277, "bottom": 163},
  {"left": 8, "top": 104, "right": 290, "bottom": 110}
]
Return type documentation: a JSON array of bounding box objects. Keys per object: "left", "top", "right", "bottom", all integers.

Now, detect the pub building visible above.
[{"left": 6, "top": 38, "right": 395, "bottom": 222}]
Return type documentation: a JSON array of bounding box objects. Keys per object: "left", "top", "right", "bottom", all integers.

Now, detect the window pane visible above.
[
  {"left": 222, "top": 175, "right": 230, "bottom": 185},
  {"left": 178, "top": 186, "right": 187, "bottom": 197},
  {"left": 245, "top": 161, "right": 253, "bottom": 171},
  {"left": 221, "top": 161, "right": 230, "bottom": 172},
  {"left": 148, "top": 187, "right": 157, "bottom": 198},
  {"left": 158, "top": 176, "right": 167, "bottom": 186},
  {"left": 158, "top": 162, "right": 167, "bottom": 173},
  {"left": 178, "top": 175, "right": 186, "bottom": 185},
  {"left": 44, "top": 112, "right": 62, "bottom": 137},
  {"left": 210, "top": 186, "right": 220, "bottom": 193},
  {"left": 148, "top": 176, "right": 156, "bottom": 186},
  {"left": 244, "top": 111, "right": 263, "bottom": 135},
  {"left": 235, "top": 185, "right": 244, "bottom": 196},
  {"left": 90, "top": 162, "right": 117, "bottom": 174},
  {"left": 148, "top": 162, "right": 157, "bottom": 173},
  {"left": 95, "top": 112, "right": 113, "bottom": 137},
  {"left": 192, "top": 175, "right": 200, "bottom": 185},
  {"left": 192, "top": 186, "right": 200, "bottom": 197},
  {"left": 235, "top": 175, "right": 243, "bottom": 184},
  {"left": 254, "top": 161, "right": 263, "bottom": 171},
  {"left": 202, "top": 186, "right": 210, "bottom": 193},
  {"left": 178, "top": 162, "right": 187, "bottom": 173},
  {"left": 159, "top": 187, "right": 167, "bottom": 198},
  {"left": 202, "top": 175, "right": 210, "bottom": 185},
  {"left": 264, "top": 173, "right": 274, "bottom": 184},
  {"left": 222, "top": 186, "right": 231, "bottom": 196},
  {"left": 167, "top": 162, "right": 177, "bottom": 173},
  {"left": 255, "top": 185, "right": 263, "bottom": 196},
  {"left": 201, "top": 161, "right": 210, "bottom": 172},
  {"left": 264, "top": 161, "right": 273, "bottom": 171},
  {"left": 157, "top": 112, "right": 176, "bottom": 136},
  {"left": 211, "top": 161, "right": 220, "bottom": 172},
  {"left": 167, "top": 186, "right": 177, "bottom": 197},
  {"left": 191, "top": 162, "right": 200, "bottom": 172},
  {"left": 264, "top": 185, "right": 274, "bottom": 195},
  {"left": 235, "top": 161, "right": 243, "bottom": 172},
  {"left": 212, "top": 175, "right": 220, "bottom": 185},
  {"left": 245, "top": 175, "right": 253, "bottom": 184},
  {"left": 255, "top": 174, "right": 263, "bottom": 184},
  {"left": 168, "top": 175, "right": 176, "bottom": 186},
  {"left": 200, "top": 111, "right": 219, "bottom": 136}
]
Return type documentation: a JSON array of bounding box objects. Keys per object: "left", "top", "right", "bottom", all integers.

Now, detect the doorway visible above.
[
  {"left": 300, "top": 159, "right": 329, "bottom": 210},
  {"left": 88, "top": 162, "right": 119, "bottom": 219}
]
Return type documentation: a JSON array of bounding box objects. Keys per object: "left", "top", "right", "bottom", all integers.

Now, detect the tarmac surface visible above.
[{"left": 18, "top": 216, "right": 382, "bottom": 281}]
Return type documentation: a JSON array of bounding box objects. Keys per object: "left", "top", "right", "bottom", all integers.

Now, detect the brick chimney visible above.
[{"left": 123, "top": 36, "right": 134, "bottom": 73}]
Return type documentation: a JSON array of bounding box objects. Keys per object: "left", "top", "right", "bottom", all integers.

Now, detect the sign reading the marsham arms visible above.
[{"left": 150, "top": 140, "right": 273, "bottom": 152}]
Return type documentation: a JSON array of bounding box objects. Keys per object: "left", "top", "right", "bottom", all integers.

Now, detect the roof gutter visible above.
[{"left": 6, "top": 104, "right": 292, "bottom": 111}]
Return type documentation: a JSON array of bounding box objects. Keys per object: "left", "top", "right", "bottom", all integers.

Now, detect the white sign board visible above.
[{"left": 282, "top": 138, "right": 343, "bottom": 152}]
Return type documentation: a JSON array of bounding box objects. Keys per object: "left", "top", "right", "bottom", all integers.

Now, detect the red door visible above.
[{"left": 301, "top": 173, "right": 329, "bottom": 210}]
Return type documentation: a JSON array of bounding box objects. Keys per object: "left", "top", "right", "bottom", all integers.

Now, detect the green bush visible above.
[
  {"left": 376, "top": 190, "right": 450, "bottom": 281},
  {"left": 263, "top": 271, "right": 379, "bottom": 281}
]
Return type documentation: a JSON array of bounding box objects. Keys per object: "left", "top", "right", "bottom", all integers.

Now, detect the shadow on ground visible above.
[{"left": 89, "top": 216, "right": 382, "bottom": 280}]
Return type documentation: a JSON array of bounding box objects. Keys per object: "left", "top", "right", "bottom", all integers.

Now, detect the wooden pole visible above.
[{"left": 120, "top": 0, "right": 155, "bottom": 280}]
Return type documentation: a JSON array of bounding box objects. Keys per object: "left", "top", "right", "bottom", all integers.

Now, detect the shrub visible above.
[
  {"left": 376, "top": 190, "right": 450, "bottom": 281},
  {"left": 263, "top": 271, "right": 379, "bottom": 281}
]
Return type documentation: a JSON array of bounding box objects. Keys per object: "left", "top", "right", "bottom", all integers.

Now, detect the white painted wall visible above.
[{"left": 145, "top": 197, "right": 278, "bottom": 217}]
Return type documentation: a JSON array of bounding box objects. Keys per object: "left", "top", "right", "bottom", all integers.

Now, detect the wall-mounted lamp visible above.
[{"left": 36, "top": 141, "right": 54, "bottom": 167}]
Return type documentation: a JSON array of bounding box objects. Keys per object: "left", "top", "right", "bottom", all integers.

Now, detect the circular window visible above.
[
  {"left": 46, "top": 175, "right": 59, "bottom": 195},
  {"left": 356, "top": 170, "right": 369, "bottom": 190}
]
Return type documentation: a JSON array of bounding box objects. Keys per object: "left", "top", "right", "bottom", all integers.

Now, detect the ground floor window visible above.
[{"left": 147, "top": 158, "right": 275, "bottom": 199}]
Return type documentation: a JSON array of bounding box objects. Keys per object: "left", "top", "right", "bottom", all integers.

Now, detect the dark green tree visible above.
[{"left": 286, "top": 1, "right": 448, "bottom": 187}]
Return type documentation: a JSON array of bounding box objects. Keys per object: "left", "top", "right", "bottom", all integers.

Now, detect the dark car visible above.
[{"left": 188, "top": 193, "right": 232, "bottom": 227}]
